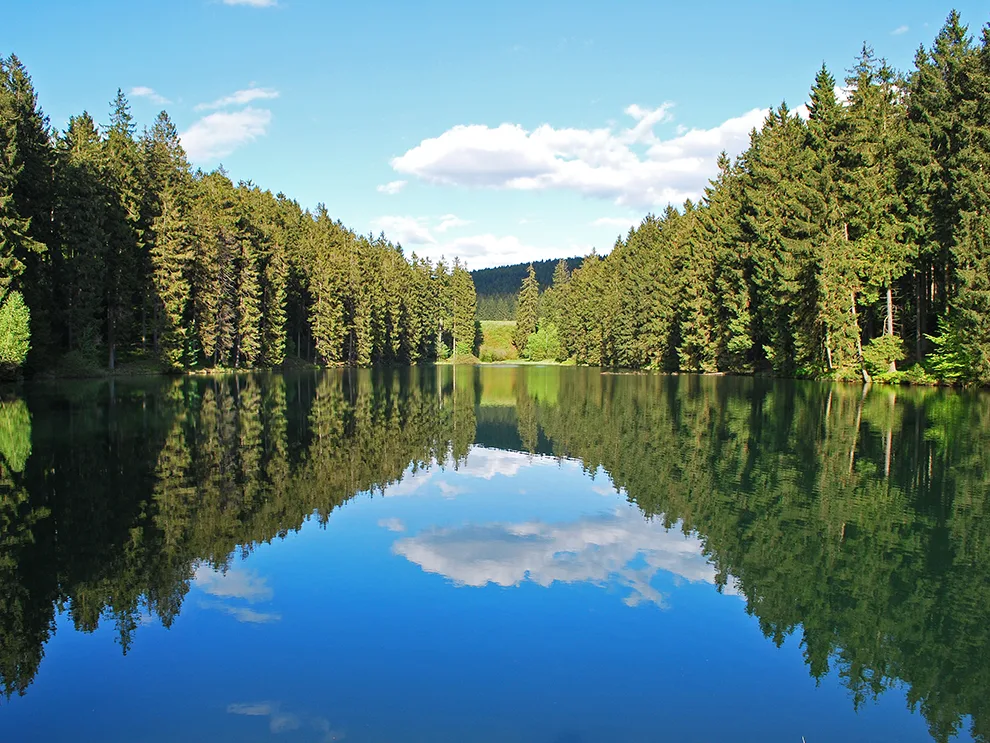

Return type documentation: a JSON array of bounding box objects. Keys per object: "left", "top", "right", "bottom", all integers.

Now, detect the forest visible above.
[
  {"left": 2, "top": 366, "right": 988, "bottom": 742},
  {"left": 472, "top": 257, "right": 581, "bottom": 320},
  {"left": 519, "top": 12, "right": 990, "bottom": 385},
  {"left": 0, "top": 56, "right": 477, "bottom": 378}
]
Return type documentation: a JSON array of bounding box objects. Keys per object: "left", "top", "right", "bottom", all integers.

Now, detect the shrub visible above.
[
  {"left": 925, "top": 321, "right": 975, "bottom": 383},
  {"left": 524, "top": 322, "right": 564, "bottom": 362},
  {"left": 861, "top": 334, "right": 905, "bottom": 377},
  {"left": 0, "top": 291, "right": 31, "bottom": 369}
]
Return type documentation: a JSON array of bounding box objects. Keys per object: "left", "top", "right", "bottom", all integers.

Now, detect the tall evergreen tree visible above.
[
  {"left": 514, "top": 263, "right": 540, "bottom": 351},
  {"left": 103, "top": 90, "right": 145, "bottom": 370},
  {"left": 55, "top": 113, "right": 109, "bottom": 353},
  {"left": 451, "top": 259, "right": 477, "bottom": 356},
  {"left": 143, "top": 112, "right": 194, "bottom": 369}
]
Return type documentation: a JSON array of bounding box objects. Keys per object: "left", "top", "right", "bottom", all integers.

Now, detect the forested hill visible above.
[
  {"left": 471, "top": 257, "right": 583, "bottom": 296},
  {"left": 0, "top": 55, "right": 478, "bottom": 378},
  {"left": 531, "top": 11, "right": 990, "bottom": 386}
]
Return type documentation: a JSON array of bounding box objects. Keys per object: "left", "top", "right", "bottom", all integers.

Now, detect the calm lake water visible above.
[{"left": 1, "top": 366, "right": 987, "bottom": 742}]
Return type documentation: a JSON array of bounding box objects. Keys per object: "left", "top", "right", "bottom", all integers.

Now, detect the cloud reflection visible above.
[
  {"left": 194, "top": 565, "right": 273, "bottom": 603},
  {"left": 228, "top": 702, "right": 344, "bottom": 740},
  {"left": 392, "top": 507, "right": 735, "bottom": 607},
  {"left": 195, "top": 565, "right": 280, "bottom": 623}
]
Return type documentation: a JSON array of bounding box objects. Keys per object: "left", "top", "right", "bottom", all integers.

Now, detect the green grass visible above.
[{"left": 479, "top": 320, "right": 519, "bottom": 362}]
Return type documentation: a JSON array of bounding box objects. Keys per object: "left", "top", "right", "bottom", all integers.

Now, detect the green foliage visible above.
[
  {"left": 2, "top": 17, "right": 990, "bottom": 385},
  {"left": 0, "top": 291, "right": 30, "bottom": 368},
  {"left": 862, "top": 334, "right": 905, "bottom": 377},
  {"left": 523, "top": 322, "right": 564, "bottom": 361},
  {"left": 478, "top": 320, "right": 519, "bottom": 362},
  {"left": 0, "top": 398, "right": 30, "bottom": 472},
  {"left": 513, "top": 264, "right": 540, "bottom": 351},
  {"left": 471, "top": 257, "right": 582, "bottom": 296},
  {"left": 925, "top": 321, "right": 975, "bottom": 383},
  {"left": 475, "top": 292, "right": 517, "bottom": 321}
]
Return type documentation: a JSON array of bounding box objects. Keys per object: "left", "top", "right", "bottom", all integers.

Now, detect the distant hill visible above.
[{"left": 471, "top": 257, "right": 583, "bottom": 296}]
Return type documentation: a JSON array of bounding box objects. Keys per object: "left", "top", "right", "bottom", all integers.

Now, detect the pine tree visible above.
[
  {"left": 514, "top": 263, "right": 540, "bottom": 351},
  {"left": 0, "top": 55, "right": 50, "bottom": 363},
  {"left": 103, "top": 90, "right": 145, "bottom": 370},
  {"left": 947, "top": 23, "right": 990, "bottom": 380},
  {"left": 541, "top": 258, "right": 571, "bottom": 330},
  {"left": 143, "top": 112, "right": 194, "bottom": 369},
  {"left": 742, "top": 104, "right": 821, "bottom": 375},
  {"left": 55, "top": 113, "right": 109, "bottom": 354},
  {"left": 807, "top": 65, "right": 864, "bottom": 377},
  {"left": 841, "top": 46, "right": 910, "bottom": 372},
  {"left": 451, "top": 259, "right": 477, "bottom": 356}
]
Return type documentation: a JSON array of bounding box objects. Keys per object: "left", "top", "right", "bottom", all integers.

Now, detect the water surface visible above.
[{"left": 1, "top": 367, "right": 987, "bottom": 742}]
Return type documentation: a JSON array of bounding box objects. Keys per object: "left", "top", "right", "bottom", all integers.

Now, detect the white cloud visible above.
[
  {"left": 194, "top": 565, "right": 273, "bottom": 602},
  {"left": 436, "top": 214, "right": 470, "bottom": 233},
  {"left": 622, "top": 102, "right": 674, "bottom": 144},
  {"left": 210, "top": 603, "right": 282, "bottom": 623},
  {"left": 891, "top": 25, "right": 909, "bottom": 35},
  {"left": 377, "top": 179, "right": 407, "bottom": 195},
  {"left": 130, "top": 86, "right": 170, "bottom": 105},
  {"left": 223, "top": 0, "right": 277, "bottom": 6},
  {"left": 393, "top": 506, "right": 739, "bottom": 607},
  {"left": 457, "top": 446, "right": 564, "bottom": 480},
  {"left": 444, "top": 233, "right": 543, "bottom": 269},
  {"left": 378, "top": 517, "right": 407, "bottom": 532},
  {"left": 196, "top": 87, "right": 280, "bottom": 111},
  {"left": 390, "top": 104, "right": 767, "bottom": 208},
  {"left": 180, "top": 107, "right": 272, "bottom": 161},
  {"left": 228, "top": 702, "right": 341, "bottom": 740},
  {"left": 372, "top": 215, "right": 437, "bottom": 245},
  {"left": 383, "top": 467, "right": 435, "bottom": 497},
  {"left": 195, "top": 565, "right": 280, "bottom": 622}
]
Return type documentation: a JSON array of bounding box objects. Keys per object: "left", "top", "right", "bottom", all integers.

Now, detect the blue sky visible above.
[{"left": 5, "top": 0, "right": 988, "bottom": 268}]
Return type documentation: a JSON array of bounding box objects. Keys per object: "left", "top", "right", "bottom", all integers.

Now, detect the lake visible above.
[{"left": 0, "top": 366, "right": 987, "bottom": 742}]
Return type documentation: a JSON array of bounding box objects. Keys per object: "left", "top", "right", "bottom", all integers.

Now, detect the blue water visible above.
[{"left": 0, "top": 368, "right": 981, "bottom": 742}]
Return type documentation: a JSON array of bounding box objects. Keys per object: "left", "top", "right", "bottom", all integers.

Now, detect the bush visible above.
[
  {"left": 861, "top": 334, "right": 905, "bottom": 377},
  {"left": 0, "top": 291, "right": 31, "bottom": 369},
  {"left": 479, "top": 346, "right": 509, "bottom": 363},
  {"left": 925, "top": 321, "right": 974, "bottom": 383},
  {"left": 524, "top": 322, "right": 564, "bottom": 362}
]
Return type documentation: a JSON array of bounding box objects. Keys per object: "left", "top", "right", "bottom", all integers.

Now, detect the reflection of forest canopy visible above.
[
  {"left": 0, "top": 367, "right": 476, "bottom": 702},
  {"left": 518, "top": 369, "right": 990, "bottom": 743},
  {"left": 1, "top": 368, "right": 989, "bottom": 743}
]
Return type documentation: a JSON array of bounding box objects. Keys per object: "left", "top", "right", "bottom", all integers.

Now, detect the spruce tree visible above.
[
  {"left": 514, "top": 263, "right": 540, "bottom": 351},
  {"left": 841, "top": 46, "right": 910, "bottom": 372},
  {"left": 103, "top": 90, "right": 145, "bottom": 370},
  {"left": 143, "top": 112, "right": 194, "bottom": 369},
  {"left": 807, "top": 65, "right": 864, "bottom": 377},
  {"left": 451, "top": 259, "right": 477, "bottom": 357},
  {"left": 55, "top": 113, "right": 109, "bottom": 354}
]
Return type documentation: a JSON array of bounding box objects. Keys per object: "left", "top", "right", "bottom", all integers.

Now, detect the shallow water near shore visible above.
[{"left": 0, "top": 366, "right": 986, "bottom": 742}]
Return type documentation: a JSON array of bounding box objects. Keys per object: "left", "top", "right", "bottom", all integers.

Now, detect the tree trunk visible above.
[
  {"left": 915, "top": 270, "right": 924, "bottom": 362},
  {"left": 108, "top": 307, "right": 116, "bottom": 371},
  {"left": 886, "top": 285, "right": 897, "bottom": 373}
]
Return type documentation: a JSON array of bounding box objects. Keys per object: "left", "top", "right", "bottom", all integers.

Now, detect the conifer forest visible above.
[
  {"left": 3, "top": 12, "right": 990, "bottom": 384},
  {"left": 0, "top": 56, "right": 477, "bottom": 378}
]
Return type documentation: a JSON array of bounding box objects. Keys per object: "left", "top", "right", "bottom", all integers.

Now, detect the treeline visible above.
[
  {"left": 0, "top": 55, "right": 477, "bottom": 377},
  {"left": 472, "top": 257, "right": 582, "bottom": 298},
  {"left": 530, "top": 13, "right": 990, "bottom": 384}
]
